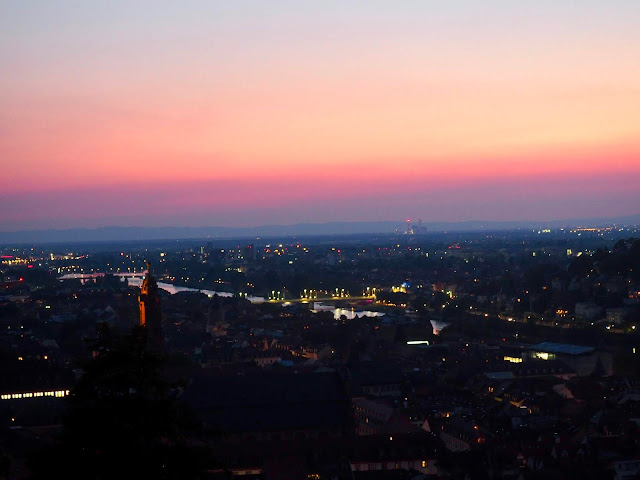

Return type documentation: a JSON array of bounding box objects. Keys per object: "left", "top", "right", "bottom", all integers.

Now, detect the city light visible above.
[{"left": 1, "top": 389, "right": 70, "bottom": 400}]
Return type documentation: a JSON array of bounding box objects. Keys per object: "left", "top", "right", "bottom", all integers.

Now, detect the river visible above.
[{"left": 59, "top": 273, "right": 383, "bottom": 320}]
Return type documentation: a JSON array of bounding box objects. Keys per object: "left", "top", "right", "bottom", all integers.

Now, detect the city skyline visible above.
[{"left": 2, "top": 1, "right": 640, "bottom": 231}]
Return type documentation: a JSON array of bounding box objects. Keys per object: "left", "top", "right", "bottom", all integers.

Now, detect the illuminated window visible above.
[
  {"left": 422, "top": 460, "right": 427, "bottom": 468},
  {"left": 533, "top": 352, "right": 553, "bottom": 360},
  {"left": 503, "top": 356, "right": 522, "bottom": 363}
]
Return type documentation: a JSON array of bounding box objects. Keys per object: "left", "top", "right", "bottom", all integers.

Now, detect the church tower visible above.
[{"left": 139, "top": 261, "right": 164, "bottom": 350}]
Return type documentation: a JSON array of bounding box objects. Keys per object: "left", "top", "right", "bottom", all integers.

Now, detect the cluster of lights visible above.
[
  {"left": 363, "top": 287, "right": 377, "bottom": 297},
  {"left": 49, "top": 253, "right": 84, "bottom": 261},
  {"left": 1, "top": 257, "right": 33, "bottom": 265},
  {"left": 301, "top": 289, "right": 319, "bottom": 300},
  {"left": 332, "top": 288, "right": 349, "bottom": 298},
  {"left": 570, "top": 227, "right": 616, "bottom": 233},
  {"left": 269, "top": 290, "right": 285, "bottom": 301},
  {"left": 503, "top": 356, "right": 523, "bottom": 363},
  {"left": 1, "top": 389, "right": 70, "bottom": 400}
]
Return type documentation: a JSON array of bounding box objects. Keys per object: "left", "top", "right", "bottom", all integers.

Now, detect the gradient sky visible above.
[{"left": 2, "top": 1, "right": 640, "bottom": 230}]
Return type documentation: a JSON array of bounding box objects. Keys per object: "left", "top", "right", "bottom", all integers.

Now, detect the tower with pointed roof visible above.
[{"left": 139, "top": 261, "right": 164, "bottom": 350}]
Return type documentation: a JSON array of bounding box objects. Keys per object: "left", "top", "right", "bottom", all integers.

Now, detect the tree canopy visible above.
[{"left": 30, "top": 324, "right": 213, "bottom": 479}]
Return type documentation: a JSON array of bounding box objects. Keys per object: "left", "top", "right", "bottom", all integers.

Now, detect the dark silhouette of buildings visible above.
[{"left": 183, "top": 371, "right": 350, "bottom": 441}]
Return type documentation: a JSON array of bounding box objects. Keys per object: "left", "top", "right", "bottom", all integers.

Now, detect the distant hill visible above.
[{"left": 1, "top": 214, "right": 638, "bottom": 244}]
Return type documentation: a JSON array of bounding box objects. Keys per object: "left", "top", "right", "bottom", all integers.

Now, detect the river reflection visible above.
[{"left": 312, "top": 302, "right": 385, "bottom": 320}]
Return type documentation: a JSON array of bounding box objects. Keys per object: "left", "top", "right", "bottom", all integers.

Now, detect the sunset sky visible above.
[{"left": 2, "top": 1, "right": 639, "bottom": 231}]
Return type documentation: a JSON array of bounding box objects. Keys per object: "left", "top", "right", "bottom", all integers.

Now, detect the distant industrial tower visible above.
[
  {"left": 404, "top": 218, "right": 427, "bottom": 235},
  {"left": 139, "top": 261, "right": 164, "bottom": 350}
]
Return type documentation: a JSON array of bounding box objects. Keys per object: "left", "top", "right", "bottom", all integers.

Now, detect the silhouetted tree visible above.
[
  {"left": 568, "top": 254, "right": 594, "bottom": 278},
  {"left": 30, "top": 324, "right": 213, "bottom": 479}
]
